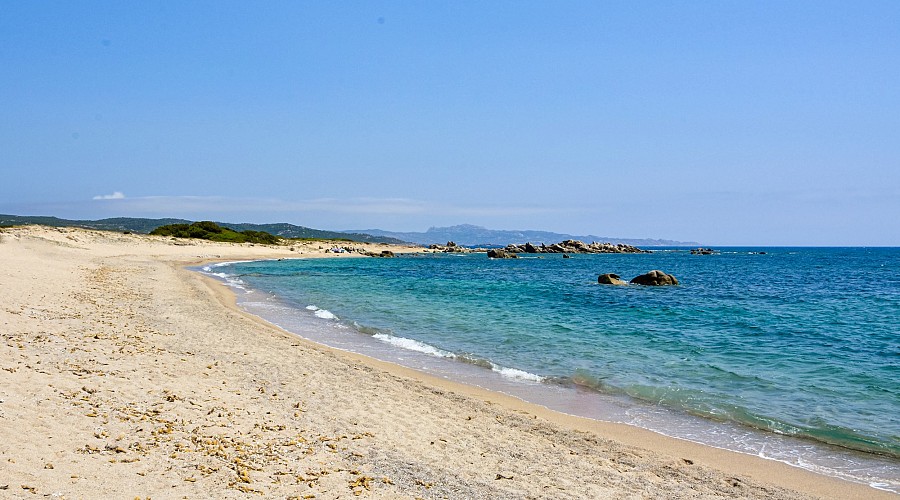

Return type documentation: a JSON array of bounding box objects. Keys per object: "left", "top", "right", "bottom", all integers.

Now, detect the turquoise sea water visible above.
[{"left": 203, "top": 248, "right": 899, "bottom": 491}]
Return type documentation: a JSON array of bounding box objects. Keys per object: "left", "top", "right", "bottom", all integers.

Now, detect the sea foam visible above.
[
  {"left": 372, "top": 333, "right": 456, "bottom": 359},
  {"left": 491, "top": 365, "right": 545, "bottom": 383},
  {"left": 306, "top": 305, "right": 337, "bottom": 320}
]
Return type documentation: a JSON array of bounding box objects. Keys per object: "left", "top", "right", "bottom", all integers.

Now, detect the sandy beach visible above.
[{"left": 0, "top": 226, "right": 892, "bottom": 499}]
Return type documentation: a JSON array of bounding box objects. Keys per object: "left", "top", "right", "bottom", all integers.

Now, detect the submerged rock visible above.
[
  {"left": 630, "top": 270, "right": 678, "bottom": 286},
  {"left": 598, "top": 273, "right": 626, "bottom": 285}
]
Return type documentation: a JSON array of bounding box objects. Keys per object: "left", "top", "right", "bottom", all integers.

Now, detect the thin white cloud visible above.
[
  {"left": 294, "top": 197, "right": 428, "bottom": 215},
  {"left": 97, "top": 195, "right": 562, "bottom": 218},
  {"left": 92, "top": 191, "right": 126, "bottom": 200}
]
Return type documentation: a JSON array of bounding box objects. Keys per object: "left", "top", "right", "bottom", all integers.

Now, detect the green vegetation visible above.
[
  {"left": 0, "top": 214, "right": 190, "bottom": 233},
  {"left": 149, "top": 221, "right": 280, "bottom": 244},
  {"left": 0, "top": 214, "right": 408, "bottom": 244},
  {"left": 222, "top": 222, "right": 408, "bottom": 244}
]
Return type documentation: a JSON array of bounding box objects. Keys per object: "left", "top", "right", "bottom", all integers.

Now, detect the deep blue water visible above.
[{"left": 205, "top": 247, "right": 899, "bottom": 490}]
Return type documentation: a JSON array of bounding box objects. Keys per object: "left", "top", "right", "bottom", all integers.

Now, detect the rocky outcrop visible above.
[
  {"left": 429, "top": 241, "right": 475, "bottom": 253},
  {"left": 363, "top": 250, "right": 396, "bottom": 258},
  {"left": 630, "top": 270, "right": 678, "bottom": 286},
  {"left": 504, "top": 240, "right": 648, "bottom": 255},
  {"left": 690, "top": 248, "right": 716, "bottom": 255},
  {"left": 487, "top": 249, "right": 518, "bottom": 259},
  {"left": 598, "top": 273, "right": 627, "bottom": 285}
]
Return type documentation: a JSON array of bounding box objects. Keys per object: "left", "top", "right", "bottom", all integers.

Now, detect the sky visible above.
[{"left": 2, "top": 2, "right": 899, "bottom": 245}]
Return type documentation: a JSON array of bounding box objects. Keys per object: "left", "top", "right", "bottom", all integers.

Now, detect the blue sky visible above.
[{"left": 2, "top": 2, "right": 899, "bottom": 245}]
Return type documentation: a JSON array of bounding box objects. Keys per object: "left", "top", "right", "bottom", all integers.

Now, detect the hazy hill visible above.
[
  {"left": 344, "top": 224, "right": 698, "bottom": 247},
  {"left": 0, "top": 215, "right": 188, "bottom": 233},
  {"left": 0, "top": 215, "right": 406, "bottom": 244},
  {"left": 1, "top": 215, "right": 697, "bottom": 247}
]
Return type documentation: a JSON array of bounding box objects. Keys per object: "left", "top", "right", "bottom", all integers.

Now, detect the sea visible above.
[{"left": 199, "top": 247, "right": 899, "bottom": 492}]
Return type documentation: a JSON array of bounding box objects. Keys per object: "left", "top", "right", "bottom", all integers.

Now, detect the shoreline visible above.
[
  {"left": 1, "top": 225, "right": 893, "bottom": 499},
  {"left": 205, "top": 254, "right": 900, "bottom": 493},
  {"left": 201, "top": 258, "right": 897, "bottom": 499}
]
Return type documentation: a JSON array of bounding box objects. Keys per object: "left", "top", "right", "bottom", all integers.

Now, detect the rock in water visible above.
[
  {"left": 598, "top": 273, "right": 626, "bottom": 285},
  {"left": 487, "top": 249, "right": 518, "bottom": 259},
  {"left": 503, "top": 241, "right": 648, "bottom": 255},
  {"left": 364, "top": 250, "right": 396, "bottom": 257},
  {"left": 630, "top": 270, "right": 678, "bottom": 286},
  {"left": 429, "top": 242, "right": 473, "bottom": 253}
]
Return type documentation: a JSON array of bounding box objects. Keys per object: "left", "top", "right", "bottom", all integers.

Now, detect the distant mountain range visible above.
[
  {"left": 1, "top": 215, "right": 698, "bottom": 247},
  {"left": 0, "top": 215, "right": 407, "bottom": 245},
  {"left": 342, "top": 224, "right": 698, "bottom": 247}
]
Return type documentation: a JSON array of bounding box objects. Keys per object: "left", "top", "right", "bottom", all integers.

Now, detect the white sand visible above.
[{"left": 0, "top": 226, "right": 890, "bottom": 499}]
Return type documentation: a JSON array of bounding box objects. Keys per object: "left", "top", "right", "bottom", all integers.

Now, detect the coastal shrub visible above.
[
  {"left": 188, "top": 225, "right": 208, "bottom": 238},
  {"left": 150, "top": 223, "right": 190, "bottom": 237},
  {"left": 240, "top": 230, "right": 279, "bottom": 245},
  {"left": 194, "top": 220, "right": 222, "bottom": 233},
  {"left": 150, "top": 221, "right": 280, "bottom": 244}
]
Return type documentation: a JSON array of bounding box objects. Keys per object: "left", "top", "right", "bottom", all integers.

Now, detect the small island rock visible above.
[
  {"left": 598, "top": 273, "right": 627, "bottom": 285},
  {"left": 487, "top": 249, "right": 518, "bottom": 259},
  {"left": 630, "top": 270, "right": 679, "bottom": 286},
  {"left": 428, "top": 241, "right": 474, "bottom": 253},
  {"left": 364, "top": 249, "right": 396, "bottom": 258}
]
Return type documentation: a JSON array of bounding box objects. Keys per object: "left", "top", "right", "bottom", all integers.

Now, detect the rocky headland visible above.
[
  {"left": 503, "top": 240, "right": 649, "bottom": 255},
  {"left": 426, "top": 240, "right": 649, "bottom": 257},
  {"left": 428, "top": 241, "right": 477, "bottom": 253}
]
